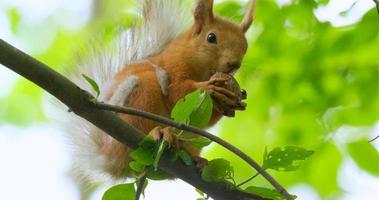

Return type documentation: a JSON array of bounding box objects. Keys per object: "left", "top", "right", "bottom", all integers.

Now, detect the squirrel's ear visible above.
[
  {"left": 240, "top": 0, "right": 256, "bottom": 33},
  {"left": 193, "top": 0, "right": 214, "bottom": 34}
]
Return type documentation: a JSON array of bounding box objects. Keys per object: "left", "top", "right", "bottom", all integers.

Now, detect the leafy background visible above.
[{"left": 0, "top": 0, "right": 378, "bottom": 199}]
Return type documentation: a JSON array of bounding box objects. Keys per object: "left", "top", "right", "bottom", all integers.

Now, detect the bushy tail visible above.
[{"left": 53, "top": 0, "right": 190, "bottom": 188}]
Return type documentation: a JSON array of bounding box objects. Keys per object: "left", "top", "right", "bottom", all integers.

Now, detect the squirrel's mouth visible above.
[
  {"left": 224, "top": 67, "right": 238, "bottom": 76},
  {"left": 225, "top": 62, "right": 241, "bottom": 75},
  {"left": 211, "top": 66, "right": 238, "bottom": 76}
]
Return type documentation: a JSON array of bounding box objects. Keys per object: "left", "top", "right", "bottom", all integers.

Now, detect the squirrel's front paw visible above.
[
  {"left": 148, "top": 127, "right": 180, "bottom": 148},
  {"left": 201, "top": 72, "right": 247, "bottom": 117}
]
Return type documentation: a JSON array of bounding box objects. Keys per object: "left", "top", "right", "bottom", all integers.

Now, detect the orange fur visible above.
[{"left": 100, "top": 0, "right": 255, "bottom": 177}]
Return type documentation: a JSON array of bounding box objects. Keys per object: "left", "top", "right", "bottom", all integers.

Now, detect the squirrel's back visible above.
[{"left": 56, "top": 0, "right": 190, "bottom": 187}]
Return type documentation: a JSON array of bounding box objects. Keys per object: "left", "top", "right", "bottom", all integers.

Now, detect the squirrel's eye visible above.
[{"left": 207, "top": 33, "right": 217, "bottom": 44}]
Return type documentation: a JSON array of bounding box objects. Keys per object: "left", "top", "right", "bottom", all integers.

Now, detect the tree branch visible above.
[
  {"left": 0, "top": 38, "right": 266, "bottom": 200},
  {"left": 374, "top": 0, "right": 379, "bottom": 14},
  {"left": 94, "top": 102, "right": 292, "bottom": 199}
]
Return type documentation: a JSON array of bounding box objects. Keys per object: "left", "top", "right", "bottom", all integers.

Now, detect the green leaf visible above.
[
  {"left": 171, "top": 90, "right": 213, "bottom": 128},
  {"left": 102, "top": 183, "right": 135, "bottom": 200},
  {"left": 245, "top": 186, "right": 283, "bottom": 200},
  {"left": 129, "top": 161, "right": 145, "bottom": 172},
  {"left": 153, "top": 140, "right": 168, "bottom": 171},
  {"left": 201, "top": 158, "right": 234, "bottom": 182},
  {"left": 263, "top": 146, "right": 314, "bottom": 171},
  {"left": 187, "top": 137, "right": 212, "bottom": 150},
  {"left": 82, "top": 74, "right": 100, "bottom": 97},
  {"left": 189, "top": 90, "right": 213, "bottom": 128},
  {"left": 171, "top": 91, "right": 199, "bottom": 124},
  {"left": 137, "top": 135, "right": 157, "bottom": 149},
  {"left": 168, "top": 150, "right": 179, "bottom": 162},
  {"left": 130, "top": 136, "right": 157, "bottom": 166},
  {"left": 146, "top": 169, "right": 172, "bottom": 180},
  {"left": 178, "top": 150, "right": 194, "bottom": 166},
  {"left": 347, "top": 140, "right": 379, "bottom": 176},
  {"left": 130, "top": 147, "right": 154, "bottom": 166}
]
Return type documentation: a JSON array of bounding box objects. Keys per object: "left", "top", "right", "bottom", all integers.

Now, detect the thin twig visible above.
[
  {"left": 236, "top": 172, "right": 260, "bottom": 188},
  {"left": 369, "top": 135, "right": 379, "bottom": 143},
  {"left": 135, "top": 174, "right": 147, "bottom": 200},
  {"left": 94, "top": 102, "right": 293, "bottom": 200}
]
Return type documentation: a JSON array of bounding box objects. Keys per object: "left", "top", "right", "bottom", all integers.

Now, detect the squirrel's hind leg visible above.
[{"left": 149, "top": 126, "right": 208, "bottom": 169}]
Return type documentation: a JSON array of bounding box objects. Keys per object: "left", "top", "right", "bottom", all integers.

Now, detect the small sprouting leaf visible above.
[
  {"left": 129, "top": 161, "right": 145, "bottom": 172},
  {"left": 187, "top": 137, "right": 212, "bottom": 150},
  {"left": 82, "top": 74, "right": 100, "bottom": 97},
  {"left": 171, "top": 90, "right": 213, "bottom": 128},
  {"left": 102, "top": 183, "right": 135, "bottom": 200},
  {"left": 201, "top": 158, "right": 233, "bottom": 182},
  {"left": 130, "top": 136, "right": 157, "bottom": 166},
  {"left": 263, "top": 146, "right": 314, "bottom": 171},
  {"left": 245, "top": 186, "right": 283, "bottom": 200},
  {"left": 168, "top": 150, "right": 179, "bottom": 162},
  {"left": 348, "top": 140, "right": 379, "bottom": 176},
  {"left": 178, "top": 150, "right": 194, "bottom": 166},
  {"left": 195, "top": 188, "right": 205, "bottom": 196},
  {"left": 153, "top": 140, "right": 168, "bottom": 171}
]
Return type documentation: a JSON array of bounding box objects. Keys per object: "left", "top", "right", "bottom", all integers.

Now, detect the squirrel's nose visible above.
[{"left": 227, "top": 61, "right": 241, "bottom": 70}]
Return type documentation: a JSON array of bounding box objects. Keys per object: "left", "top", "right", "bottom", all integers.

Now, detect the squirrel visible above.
[{"left": 61, "top": 0, "right": 256, "bottom": 187}]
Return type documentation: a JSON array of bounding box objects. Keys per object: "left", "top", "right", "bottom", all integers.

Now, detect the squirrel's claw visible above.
[
  {"left": 235, "top": 101, "right": 247, "bottom": 111},
  {"left": 148, "top": 127, "right": 180, "bottom": 148},
  {"left": 208, "top": 76, "right": 229, "bottom": 86},
  {"left": 192, "top": 155, "right": 209, "bottom": 169},
  {"left": 209, "top": 89, "right": 237, "bottom": 106},
  {"left": 149, "top": 126, "right": 162, "bottom": 141},
  {"left": 208, "top": 85, "right": 238, "bottom": 99},
  {"left": 206, "top": 85, "right": 242, "bottom": 115}
]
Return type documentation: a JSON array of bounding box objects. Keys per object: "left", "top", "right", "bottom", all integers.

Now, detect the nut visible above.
[{"left": 210, "top": 72, "right": 247, "bottom": 102}]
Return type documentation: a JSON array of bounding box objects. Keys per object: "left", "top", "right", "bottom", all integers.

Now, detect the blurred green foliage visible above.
[
  {"left": 206, "top": 0, "right": 379, "bottom": 198},
  {"left": 1, "top": 0, "right": 378, "bottom": 199},
  {"left": 347, "top": 140, "right": 379, "bottom": 176}
]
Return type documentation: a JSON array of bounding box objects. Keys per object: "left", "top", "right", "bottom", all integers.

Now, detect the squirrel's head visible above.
[{"left": 185, "top": 0, "right": 256, "bottom": 79}]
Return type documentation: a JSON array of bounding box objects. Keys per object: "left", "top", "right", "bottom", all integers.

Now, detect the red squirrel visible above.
[{"left": 63, "top": 0, "right": 255, "bottom": 184}]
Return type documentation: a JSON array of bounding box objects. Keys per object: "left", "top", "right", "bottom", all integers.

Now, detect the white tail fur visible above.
[{"left": 54, "top": 0, "right": 190, "bottom": 187}]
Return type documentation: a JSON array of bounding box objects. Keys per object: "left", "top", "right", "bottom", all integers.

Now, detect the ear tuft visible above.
[
  {"left": 241, "top": 0, "right": 256, "bottom": 33},
  {"left": 193, "top": 0, "right": 214, "bottom": 34}
]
